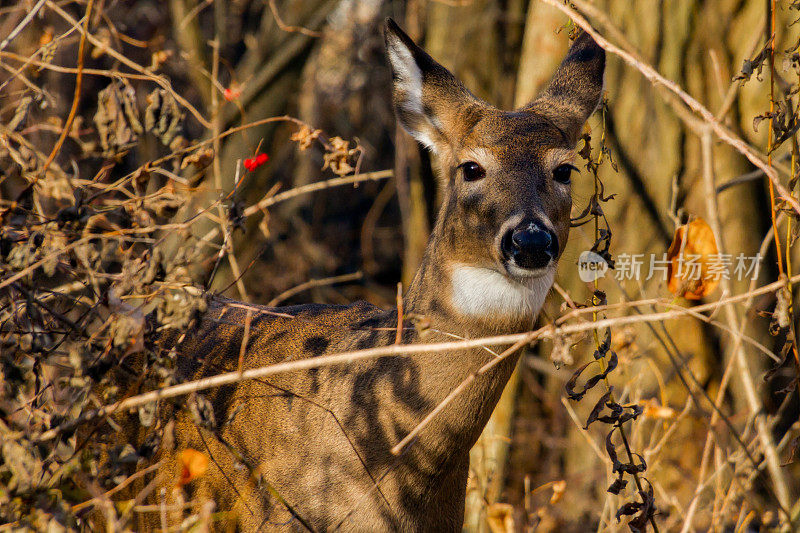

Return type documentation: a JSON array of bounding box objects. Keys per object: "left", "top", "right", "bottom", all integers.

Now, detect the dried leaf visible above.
[
  {"left": 666, "top": 217, "right": 720, "bottom": 300},
  {"left": 94, "top": 78, "right": 142, "bottom": 155},
  {"left": 617, "top": 404, "right": 644, "bottom": 424},
  {"left": 734, "top": 37, "right": 773, "bottom": 82},
  {"left": 615, "top": 500, "right": 643, "bottom": 521},
  {"left": 322, "top": 136, "right": 358, "bottom": 176},
  {"left": 565, "top": 351, "right": 617, "bottom": 401},
  {"left": 585, "top": 388, "right": 614, "bottom": 429},
  {"left": 550, "top": 333, "right": 575, "bottom": 367},
  {"left": 486, "top": 503, "right": 515, "bottom": 533},
  {"left": 290, "top": 125, "right": 322, "bottom": 150},
  {"left": 627, "top": 480, "right": 656, "bottom": 532},
  {"left": 145, "top": 89, "right": 184, "bottom": 147},
  {"left": 8, "top": 96, "right": 33, "bottom": 132},
  {"left": 549, "top": 480, "right": 567, "bottom": 504},
  {"left": 180, "top": 147, "right": 215, "bottom": 170},
  {"left": 641, "top": 399, "right": 675, "bottom": 420},
  {"left": 593, "top": 329, "right": 612, "bottom": 360},
  {"left": 607, "top": 477, "right": 628, "bottom": 495}
]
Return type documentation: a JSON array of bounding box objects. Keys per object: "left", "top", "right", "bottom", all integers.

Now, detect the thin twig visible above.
[
  {"left": 32, "top": 270, "right": 800, "bottom": 443},
  {"left": 267, "top": 272, "right": 363, "bottom": 307},
  {"left": 38, "top": 0, "right": 94, "bottom": 182},
  {"left": 267, "top": 0, "right": 322, "bottom": 37},
  {"left": 697, "top": 128, "right": 790, "bottom": 517},
  {"left": 0, "top": 0, "right": 47, "bottom": 51},
  {"left": 243, "top": 170, "right": 393, "bottom": 217}
]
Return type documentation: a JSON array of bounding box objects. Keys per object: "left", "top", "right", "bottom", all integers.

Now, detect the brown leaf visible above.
[
  {"left": 607, "top": 477, "right": 628, "bottom": 495},
  {"left": 94, "top": 78, "right": 142, "bottom": 155},
  {"left": 666, "top": 217, "right": 720, "bottom": 300},
  {"left": 322, "top": 136, "right": 358, "bottom": 176},
  {"left": 585, "top": 388, "right": 615, "bottom": 429},
  {"left": 145, "top": 89, "right": 184, "bottom": 147},
  {"left": 290, "top": 125, "right": 322, "bottom": 150}
]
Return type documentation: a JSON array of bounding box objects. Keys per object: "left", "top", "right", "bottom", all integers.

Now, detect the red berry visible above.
[{"left": 223, "top": 86, "right": 241, "bottom": 101}]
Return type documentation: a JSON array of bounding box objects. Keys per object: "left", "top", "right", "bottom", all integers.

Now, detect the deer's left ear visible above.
[
  {"left": 384, "top": 18, "right": 480, "bottom": 153},
  {"left": 524, "top": 31, "right": 605, "bottom": 142}
]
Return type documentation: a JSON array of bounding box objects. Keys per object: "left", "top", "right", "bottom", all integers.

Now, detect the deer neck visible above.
[
  {"left": 404, "top": 219, "right": 553, "bottom": 338},
  {"left": 391, "top": 218, "right": 553, "bottom": 485}
]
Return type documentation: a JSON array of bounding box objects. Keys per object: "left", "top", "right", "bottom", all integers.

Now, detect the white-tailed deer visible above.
[{"left": 136, "top": 18, "right": 604, "bottom": 532}]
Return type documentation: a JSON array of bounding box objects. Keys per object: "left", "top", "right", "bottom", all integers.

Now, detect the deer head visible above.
[{"left": 385, "top": 19, "right": 605, "bottom": 330}]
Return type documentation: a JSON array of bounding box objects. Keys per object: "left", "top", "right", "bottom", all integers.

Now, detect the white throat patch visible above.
[{"left": 449, "top": 264, "right": 555, "bottom": 320}]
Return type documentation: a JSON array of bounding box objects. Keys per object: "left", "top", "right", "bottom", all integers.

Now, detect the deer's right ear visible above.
[
  {"left": 524, "top": 31, "right": 605, "bottom": 143},
  {"left": 384, "top": 18, "right": 477, "bottom": 153}
]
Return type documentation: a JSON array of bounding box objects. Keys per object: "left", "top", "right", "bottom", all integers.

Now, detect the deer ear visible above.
[
  {"left": 525, "top": 31, "right": 605, "bottom": 142},
  {"left": 384, "top": 18, "right": 478, "bottom": 152}
]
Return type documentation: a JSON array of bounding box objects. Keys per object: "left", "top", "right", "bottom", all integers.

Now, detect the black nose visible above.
[{"left": 501, "top": 220, "right": 559, "bottom": 270}]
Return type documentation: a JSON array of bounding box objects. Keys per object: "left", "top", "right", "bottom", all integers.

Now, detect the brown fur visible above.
[{"left": 131, "top": 19, "right": 604, "bottom": 532}]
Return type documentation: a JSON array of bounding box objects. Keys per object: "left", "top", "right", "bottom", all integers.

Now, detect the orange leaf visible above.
[
  {"left": 666, "top": 218, "right": 720, "bottom": 300},
  {"left": 177, "top": 448, "right": 209, "bottom": 486},
  {"left": 640, "top": 399, "right": 676, "bottom": 420},
  {"left": 549, "top": 479, "right": 567, "bottom": 504}
]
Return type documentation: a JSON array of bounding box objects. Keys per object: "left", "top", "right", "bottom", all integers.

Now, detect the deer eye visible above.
[
  {"left": 553, "top": 163, "right": 577, "bottom": 184},
  {"left": 460, "top": 161, "right": 486, "bottom": 182}
]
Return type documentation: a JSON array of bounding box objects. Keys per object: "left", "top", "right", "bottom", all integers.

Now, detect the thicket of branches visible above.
[{"left": 1, "top": 0, "right": 799, "bottom": 532}]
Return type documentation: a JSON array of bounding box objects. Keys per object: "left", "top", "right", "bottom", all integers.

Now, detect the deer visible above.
[{"left": 132, "top": 18, "right": 605, "bottom": 532}]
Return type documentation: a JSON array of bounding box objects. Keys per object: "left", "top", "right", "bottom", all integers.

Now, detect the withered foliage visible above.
[
  {"left": 563, "top": 121, "right": 657, "bottom": 532},
  {"left": 747, "top": 5, "right": 800, "bottom": 403},
  {"left": 0, "top": 3, "right": 364, "bottom": 528},
  {"left": 1, "top": 99, "right": 210, "bottom": 528}
]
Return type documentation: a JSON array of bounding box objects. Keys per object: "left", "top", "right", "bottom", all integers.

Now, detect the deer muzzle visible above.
[{"left": 501, "top": 219, "right": 559, "bottom": 271}]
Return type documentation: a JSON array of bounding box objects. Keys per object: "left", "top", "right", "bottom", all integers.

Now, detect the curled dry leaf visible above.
[
  {"left": 322, "top": 136, "right": 358, "bottom": 176},
  {"left": 290, "top": 124, "right": 322, "bottom": 150},
  {"left": 550, "top": 333, "right": 574, "bottom": 367},
  {"left": 94, "top": 78, "right": 143, "bottom": 155},
  {"left": 145, "top": 89, "right": 185, "bottom": 148},
  {"left": 180, "top": 147, "right": 215, "bottom": 170},
  {"left": 177, "top": 448, "right": 209, "bottom": 486},
  {"left": 549, "top": 480, "right": 567, "bottom": 504},
  {"left": 150, "top": 49, "right": 172, "bottom": 71},
  {"left": 666, "top": 217, "right": 720, "bottom": 300},
  {"left": 486, "top": 502, "right": 515, "bottom": 533}
]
